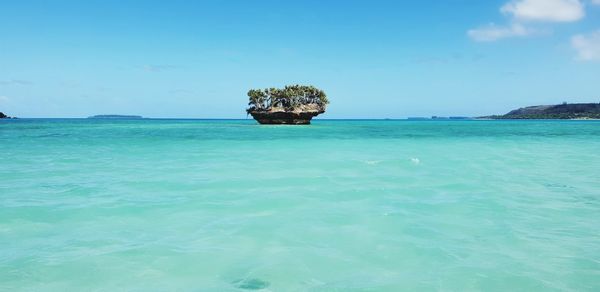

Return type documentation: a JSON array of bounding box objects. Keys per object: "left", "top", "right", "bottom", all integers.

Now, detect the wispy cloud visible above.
[
  {"left": 412, "top": 56, "right": 449, "bottom": 64},
  {"left": 142, "top": 64, "right": 178, "bottom": 72},
  {"left": 0, "top": 96, "right": 9, "bottom": 103},
  {"left": 468, "top": 23, "right": 536, "bottom": 42},
  {"left": 0, "top": 79, "right": 33, "bottom": 86},
  {"left": 501, "top": 0, "right": 584, "bottom": 22},
  {"left": 169, "top": 89, "right": 194, "bottom": 95},
  {"left": 571, "top": 30, "right": 600, "bottom": 61}
]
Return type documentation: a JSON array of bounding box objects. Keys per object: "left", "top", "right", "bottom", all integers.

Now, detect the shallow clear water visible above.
[{"left": 1, "top": 119, "right": 599, "bottom": 291}]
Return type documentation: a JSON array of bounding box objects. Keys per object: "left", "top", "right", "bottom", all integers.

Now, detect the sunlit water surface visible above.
[{"left": 1, "top": 119, "right": 599, "bottom": 290}]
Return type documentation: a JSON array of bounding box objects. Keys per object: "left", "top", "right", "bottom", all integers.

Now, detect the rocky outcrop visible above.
[
  {"left": 0, "top": 112, "right": 11, "bottom": 119},
  {"left": 250, "top": 110, "right": 324, "bottom": 124},
  {"left": 246, "top": 85, "right": 328, "bottom": 125}
]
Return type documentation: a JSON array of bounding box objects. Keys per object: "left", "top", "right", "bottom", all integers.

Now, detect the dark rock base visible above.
[{"left": 250, "top": 111, "right": 324, "bottom": 125}]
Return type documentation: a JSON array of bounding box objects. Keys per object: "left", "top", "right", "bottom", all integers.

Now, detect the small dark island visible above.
[
  {"left": 88, "top": 115, "right": 143, "bottom": 119},
  {"left": 246, "top": 85, "right": 328, "bottom": 124},
  {"left": 0, "top": 112, "right": 15, "bottom": 119},
  {"left": 482, "top": 103, "right": 600, "bottom": 120}
]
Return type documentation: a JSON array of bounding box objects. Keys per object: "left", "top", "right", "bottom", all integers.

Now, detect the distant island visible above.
[
  {"left": 0, "top": 112, "right": 15, "bottom": 119},
  {"left": 88, "top": 115, "right": 143, "bottom": 119},
  {"left": 408, "top": 116, "right": 472, "bottom": 120},
  {"left": 246, "top": 85, "right": 328, "bottom": 124},
  {"left": 481, "top": 103, "right": 600, "bottom": 120}
]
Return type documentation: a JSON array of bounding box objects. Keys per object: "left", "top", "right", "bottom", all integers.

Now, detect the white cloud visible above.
[
  {"left": 571, "top": 30, "right": 600, "bottom": 61},
  {"left": 592, "top": 0, "right": 600, "bottom": 5},
  {"left": 0, "top": 79, "right": 32, "bottom": 86},
  {"left": 468, "top": 0, "right": 589, "bottom": 42},
  {"left": 468, "top": 23, "right": 535, "bottom": 42},
  {"left": 501, "top": 0, "right": 584, "bottom": 22},
  {"left": 0, "top": 96, "right": 9, "bottom": 103}
]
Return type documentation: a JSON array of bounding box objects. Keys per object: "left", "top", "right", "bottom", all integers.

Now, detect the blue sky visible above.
[{"left": 1, "top": 0, "right": 599, "bottom": 118}]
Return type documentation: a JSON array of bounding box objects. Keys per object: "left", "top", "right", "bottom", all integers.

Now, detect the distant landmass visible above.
[
  {"left": 481, "top": 103, "right": 600, "bottom": 120},
  {"left": 88, "top": 115, "right": 143, "bottom": 119},
  {"left": 0, "top": 112, "right": 16, "bottom": 119},
  {"left": 407, "top": 116, "right": 472, "bottom": 120}
]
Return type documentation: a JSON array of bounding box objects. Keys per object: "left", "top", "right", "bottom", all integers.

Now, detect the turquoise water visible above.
[{"left": 1, "top": 119, "right": 599, "bottom": 291}]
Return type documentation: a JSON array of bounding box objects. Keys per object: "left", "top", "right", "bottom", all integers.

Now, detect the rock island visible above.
[{"left": 246, "top": 85, "right": 328, "bottom": 124}]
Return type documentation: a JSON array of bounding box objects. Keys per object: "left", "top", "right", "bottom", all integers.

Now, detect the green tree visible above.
[{"left": 247, "top": 85, "right": 328, "bottom": 113}]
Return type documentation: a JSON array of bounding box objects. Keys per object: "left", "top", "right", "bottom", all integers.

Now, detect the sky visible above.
[{"left": 1, "top": 0, "right": 599, "bottom": 118}]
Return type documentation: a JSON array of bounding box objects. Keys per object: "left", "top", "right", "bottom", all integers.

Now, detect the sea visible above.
[{"left": 1, "top": 119, "right": 599, "bottom": 291}]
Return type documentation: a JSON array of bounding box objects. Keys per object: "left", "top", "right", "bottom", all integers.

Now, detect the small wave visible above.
[
  {"left": 543, "top": 183, "right": 574, "bottom": 189},
  {"left": 232, "top": 278, "right": 270, "bottom": 290}
]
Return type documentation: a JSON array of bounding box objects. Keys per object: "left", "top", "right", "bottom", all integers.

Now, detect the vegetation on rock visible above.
[{"left": 246, "top": 85, "right": 328, "bottom": 114}]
